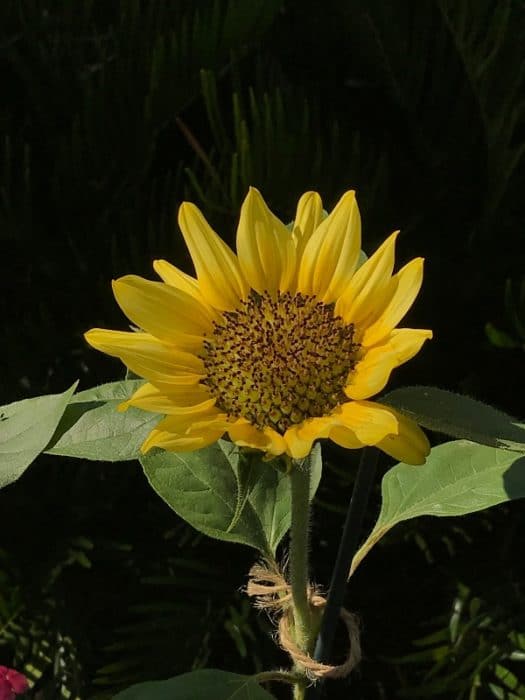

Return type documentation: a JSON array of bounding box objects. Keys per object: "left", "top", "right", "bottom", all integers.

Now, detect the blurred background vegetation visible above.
[{"left": 1, "top": 1, "right": 525, "bottom": 698}]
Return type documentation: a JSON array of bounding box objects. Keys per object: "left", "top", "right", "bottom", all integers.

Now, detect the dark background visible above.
[{"left": 1, "top": 1, "right": 524, "bottom": 698}]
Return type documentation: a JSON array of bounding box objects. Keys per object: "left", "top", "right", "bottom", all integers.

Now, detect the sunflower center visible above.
[{"left": 200, "top": 290, "right": 360, "bottom": 434}]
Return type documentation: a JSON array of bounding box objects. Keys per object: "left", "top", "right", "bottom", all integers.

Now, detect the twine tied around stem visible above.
[{"left": 246, "top": 562, "right": 361, "bottom": 681}]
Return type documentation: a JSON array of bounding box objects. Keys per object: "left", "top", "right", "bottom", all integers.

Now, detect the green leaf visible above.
[
  {"left": 70, "top": 379, "right": 145, "bottom": 403},
  {"left": 350, "top": 440, "right": 525, "bottom": 577},
  {"left": 0, "top": 382, "right": 78, "bottom": 489},
  {"left": 46, "top": 380, "right": 160, "bottom": 461},
  {"left": 112, "top": 669, "right": 275, "bottom": 700},
  {"left": 141, "top": 441, "right": 322, "bottom": 556},
  {"left": 142, "top": 441, "right": 275, "bottom": 556},
  {"left": 249, "top": 446, "right": 322, "bottom": 553},
  {"left": 226, "top": 448, "right": 262, "bottom": 533},
  {"left": 382, "top": 386, "right": 525, "bottom": 451},
  {"left": 46, "top": 404, "right": 160, "bottom": 462},
  {"left": 357, "top": 249, "right": 368, "bottom": 268},
  {"left": 485, "top": 322, "right": 520, "bottom": 349}
]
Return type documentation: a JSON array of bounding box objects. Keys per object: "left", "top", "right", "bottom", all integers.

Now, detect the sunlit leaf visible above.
[
  {"left": 0, "top": 382, "right": 77, "bottom": 488},
  {"left": 141, "top": 441, "right": 322, "bottom": 556},
  {"left": 70, "top": 380, "right": 144, "bottom": 403},
  {"left": 46, "top": 380, "right": 159, "bottom": 462},
  {"left": 350, "top": 440, "right": 525, "bottom": 576}
]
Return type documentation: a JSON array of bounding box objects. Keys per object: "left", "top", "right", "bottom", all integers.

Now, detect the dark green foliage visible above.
[
  {"left": 1, "top": 1, "right": 525, "bottom": 698},
  {"left": 0, "top": 541, "right": 88, "bottom": 699},
  {"left": 486, "top": 278, "right": 525, "bottom": 350},
  {"left": 392, "top": 578, "right": 525, "bottom": 698},
  {"left": 0, "top": 461, "right": 266, "bottom": 698}
]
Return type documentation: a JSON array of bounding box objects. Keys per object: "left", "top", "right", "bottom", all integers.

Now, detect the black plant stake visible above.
[{"left": 305, "top": 447, "right": 380, "bottom": 700}]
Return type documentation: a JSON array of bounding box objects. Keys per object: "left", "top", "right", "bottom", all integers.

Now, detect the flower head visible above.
[
  {"left": 0, "top": 667, "right": 28, "bottom": 700},
  {"left": 86, "top": 189, "right": 432, "bottom": 464}
]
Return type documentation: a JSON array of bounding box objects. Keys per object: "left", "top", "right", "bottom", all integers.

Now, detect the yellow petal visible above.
[
  {"left": 153, "top": 260, "right": 202, "bottom": 299},
  {"left": 112, "top": 275, "right": 211, "bottom": 350},
  {"left": 141, "top": 414, "right": 227, "bottom": 453},
  {"left": 178, "top": 201, "right": 248, "bottom": 310},
  {"left": 284, "top": 416, "right": 333, "bottom": 458},
  {"left": 119, "top": 381, "right": 215, "bottom": 414},
  {"left": 84, "top": 329, "right": 205, "bottom": 391},
  {"left": 228, "top": 419, "right": 287, "bottom": 456},
  {"left": 334, "top": 401, "right": 398, "bottom": 444},
  {"left": 328, "top": 426, "right": 365, "bottom": 449},
  {"left": 297, "top": 190, "right": 361, "bottom": 303},
  {"left": 345, "top": 328, "right": 432, "bottom": 400},
  {"left": 344, "top": 347, "right": 397, "bottom": 400},
  {"left": 153, "top": 260, "right": 223, "bottom": 324},
  {"left": 236, "top": 187, "right": 296, "bottom": 295},
  {"left": 293, "top": 191, "right": 323, "bottom": 259},
  {"left": 387, "top": 327, "right": 433, "bottom": 363},
  {"left": 84, "top": 330, "right": 203, "bottom": 372},
  {"left": 285, "top": 401, "right": 399, "bottom": 456},
  {"left": 375, "top": 408, "right": 430, "bottom": 465},
  {"left": 326, "top": 401, "right": 399, "bottom": 451},
  {"left": 336, "top": 231, "right": 398, "bottom": 325},
  {"left": 283, "top": 431, "right": 313, "bottom": 458},
  {"left": 361, "top": 257, "right": 424, "bottom": 347}
]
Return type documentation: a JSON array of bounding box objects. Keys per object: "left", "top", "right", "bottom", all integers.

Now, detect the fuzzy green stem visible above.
[
  {"left": 294, "top": 679, "right": 307, "bottom": 700},
  {"left": 290, "top": 458, "right": 312, "bottom": 653}
]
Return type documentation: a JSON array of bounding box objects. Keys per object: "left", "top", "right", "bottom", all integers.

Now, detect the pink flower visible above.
[{"left": 0, "top": 667, "right": 28, "bottom": 700}]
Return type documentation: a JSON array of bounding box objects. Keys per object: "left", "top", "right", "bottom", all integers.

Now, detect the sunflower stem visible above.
[
  {"left": 289, "top": 457, "right": 313, "bottom": 657},
  {"left": 305, "top": 447, "right": 379, "bottom": 700}
]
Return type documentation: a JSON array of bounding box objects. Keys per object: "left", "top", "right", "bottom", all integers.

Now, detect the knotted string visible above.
[{"left": 246, "top": 562, "right": 361, "bottom": 681}]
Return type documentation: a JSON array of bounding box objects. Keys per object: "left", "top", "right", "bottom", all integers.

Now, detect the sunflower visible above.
[{"left": 85, "top": 188, "right": 432, "bottom": 464}]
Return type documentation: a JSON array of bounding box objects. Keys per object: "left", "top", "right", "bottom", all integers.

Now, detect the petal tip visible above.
[
  {"left": 334, "top": 190, "right": 357, "bottom": 210},
  {"left": 140, "top": 436, "right": 154, "bottom": 453},
  {"left": 84, "top": 329, "right": 96, "bottom": 345},
  {"left": 112, "top": 276, "right": 133, "bottom": 295},
  {"left": 244, "top": 186, "right": 265, "bottom": 209},
  {"left": 178, "top": 201, "right": 200, "bottom": 227},
  {"left": 84, "top": 328, "right": 107, "bottom": 351}
]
